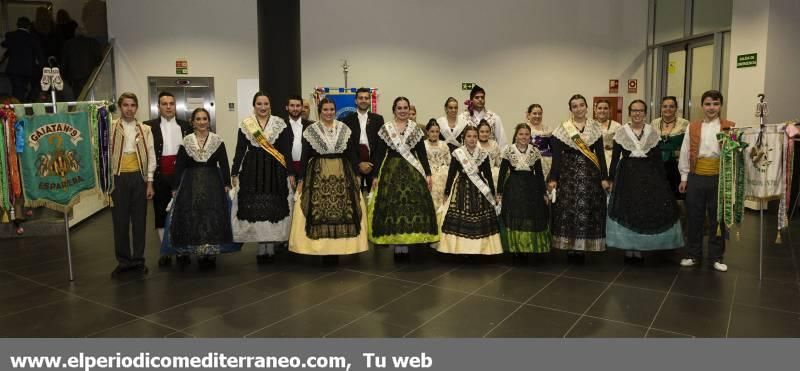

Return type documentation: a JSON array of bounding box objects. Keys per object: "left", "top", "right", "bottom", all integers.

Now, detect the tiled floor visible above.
[{"left": 1, "top": 205, "right": 799, "bottom": 338}]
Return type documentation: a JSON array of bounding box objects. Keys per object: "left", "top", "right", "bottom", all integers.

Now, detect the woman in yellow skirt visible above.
[{"left": 289, "top": 98, "right": 368, "bottom": 263}]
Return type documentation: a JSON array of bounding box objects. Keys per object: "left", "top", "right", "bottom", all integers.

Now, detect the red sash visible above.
[
  {"left": 290, "top": 161, "right": 302, "bottom": 175},
  {"left": 160, "top": 155, "right": 177, "bottom": 175},
  {"left": 359, "top": 144, "right": 370, "bottom": 162}
]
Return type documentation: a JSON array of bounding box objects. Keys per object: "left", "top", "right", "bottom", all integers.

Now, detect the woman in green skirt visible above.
[
  {"left": 650, "top": 96, "right": 689, "bottom": 199},
  {"left": 497, "top": 124, "right": 550, "bottom": 262},
  {"left": 368, "top": 97, "right": 439, "bottom": 259}
]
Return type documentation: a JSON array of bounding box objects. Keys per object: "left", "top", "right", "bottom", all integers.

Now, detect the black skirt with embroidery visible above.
[
  {"left": 442, "top": 173, "right": 499, "bottom": 239},
  {"left": 236, "top": 147, "right": 290, "bottom": 222},
  {"left": 300, "top": 154, "right": 362, "bottom": 239}
]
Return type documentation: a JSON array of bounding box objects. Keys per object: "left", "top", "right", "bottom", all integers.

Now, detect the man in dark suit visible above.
[
  {"left": 143, "top": 92, "right": 191, "bottom": 267},
  {"left": 341, "top": 87, "right": 384, "bottom": 194},
  {"left": 285, "top": 94, "right": 314, "bottom": 177},
  {"left": 2, "top": 17, "right": 43, "bottom": 101}
]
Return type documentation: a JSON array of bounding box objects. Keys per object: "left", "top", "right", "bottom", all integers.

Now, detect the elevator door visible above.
[{"left": 147, "top": 77, "right": 216, "bottom": 131}]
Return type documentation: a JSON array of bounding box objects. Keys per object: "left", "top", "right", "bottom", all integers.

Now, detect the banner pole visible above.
[
  {"left": 45, "top": 67, "right": 75, "bottom": 282},
  {"left": 754, "top": 94, "right": 768, "bottom": 281}
]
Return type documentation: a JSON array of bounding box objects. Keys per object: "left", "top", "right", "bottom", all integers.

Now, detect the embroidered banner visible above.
[{"left": 20, "top": 111, "right": 97, "bottom": 212}]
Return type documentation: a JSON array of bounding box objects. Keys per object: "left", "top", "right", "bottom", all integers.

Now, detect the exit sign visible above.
[
  {"left": 736, "top": 53, "right": 757, "bottom": 68},
  {"left": 462, "top": 82, "right": 475, "bottom": 91},
  {"left": 176, "top": 58, "right": 188, "bottom": 74}
]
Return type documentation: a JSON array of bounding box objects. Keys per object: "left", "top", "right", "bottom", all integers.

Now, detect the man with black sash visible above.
[
  {"left": 342, "top": 87, "right": 384, "bottom": 194},
  {"left": 144, "top": 91, "right": 191, "bottom": 267}
]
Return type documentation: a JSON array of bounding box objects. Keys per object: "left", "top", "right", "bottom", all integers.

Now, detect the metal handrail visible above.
[{"left": 76, "top": 39, "right": 114, "bottom": 101}]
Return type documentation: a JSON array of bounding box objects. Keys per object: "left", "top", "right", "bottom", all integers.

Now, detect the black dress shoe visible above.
[
  {"left": 567, "top": 251, "right": 585, "bottom": 264},
  {"left": 137, "top": 265, "right": 149, "bottom": 274},
  {"left": 110, "top": 265, "right": 125, "bottom": 278},
  {"left": 393, "top": 252, "right": 409, "bottom": 262},
  {"left": 322, "top": 255, "right": 339, "bottom": 266},
  {"left": 199, "top": 256, "right": 217, "bottom": 269},
  {"left": 176, "top": 255, "right": 191, "bottom": 266},
  {"left": 158, "top": 255, "right": 173, "bottom": 267},
  {"left": 256, "top": 254, "right": 275, "bottom": 265}
]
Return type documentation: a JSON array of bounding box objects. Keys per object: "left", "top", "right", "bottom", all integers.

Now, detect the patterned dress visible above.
[
  {"left": 368, "top": 122, "right": 439, "bottom": 245},
  {"left": 231, "top": 116, "right": 293, "bottom": 243},
  {"left": 289, "top": 120, "right": 368, "bottom": 255},
  {"left": 497, "top": 144, "right": 550, "bottom": 253},
  {"left": 529, "top": 125, "right": 553, "bottom": 178},
  {"left": 424, "top": 139, "right": 451, "bottom": 207},
  {"left": 549, "top": 120, "right": 608, "bottom": 252},
  {"left": 164, "top": 133, "right": 238, "bottom": 256},
  {"left": 437, "top": 147, "right": 502, "bottom": 255}
]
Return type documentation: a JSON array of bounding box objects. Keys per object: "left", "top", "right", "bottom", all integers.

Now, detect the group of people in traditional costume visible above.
[{"left": 107, "top": 85, "right": 734, "bottom": 278}]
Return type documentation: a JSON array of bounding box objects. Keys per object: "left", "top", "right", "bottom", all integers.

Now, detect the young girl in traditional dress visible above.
[
  {"left": 526, "top": 103, "right": 553, "bottom": 178},
  {"left": 595, "top": 99, "right": 621, "bottom": 174},
  {"left": 497, "top": 124, "right": 550, "bottom": 262},
  {"left": 437, "top": 126, "right": 502, "bottom": 255},
  {"left": 368, "top": 98, "right": 439, "bottom": 259},
  {"left": 436, "top": 97, "right": 466, "bottom": 152},
  {"left": 424, "top": 119, "right": 452, "bottom": 208},
  {"left": 478, "top": 120, "right": 501, "bottom": 189},
  {"left": 289, "top": 98, "right": 368, "bottom": 263}
]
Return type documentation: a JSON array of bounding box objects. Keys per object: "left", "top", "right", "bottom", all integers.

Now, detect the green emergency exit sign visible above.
[
  {"left": 462, "top": 82, "right": 475, "bottom": 90},
  {"left": 736, "top": 53, "right": 757, "bottom": 68}
]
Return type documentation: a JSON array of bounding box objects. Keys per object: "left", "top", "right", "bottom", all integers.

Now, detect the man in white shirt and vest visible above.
[
  {"left": 144, "top": 92, "right": 191, "bottom": 267},
  {"left": 285, "top": 95, "right": 314, "bottom": 176},
  {"left": 459, "top": 85, "right": 507, "bottom": 147},
  {"left": 678, "top": 90, "right": 735, "bottom": 272},
  {"left": 109, "top": 92, "right": 157, "bottom": 277}
]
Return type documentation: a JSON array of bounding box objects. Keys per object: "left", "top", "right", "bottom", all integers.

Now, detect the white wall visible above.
[
  {"left": 726, "top": 0, "right": 770, "bottom": 127},
  {"left": 727, "top": 0, "right": 799, "bottom": 127},
  {"left": 301, "top": 0, "right": 649, "bottom": 134},
  {"left": 764, "top": 0, "right": 800, "bottom": 124},
  {"left": 108, "top": 0, "right": 648, "bottom": 151},
  {"left": 107, "top": 0, "right": 258, "bottom": 151}
]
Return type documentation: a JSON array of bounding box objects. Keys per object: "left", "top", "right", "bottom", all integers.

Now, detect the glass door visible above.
[
  {"left": 686, "top": 41, "right": 714, "bottom": 120},
  {"left": 663, "top": 45, "right": 687, "bottom": 118},
  {"left": 659, "top": 36, "right": 717, "bottom": 121}
]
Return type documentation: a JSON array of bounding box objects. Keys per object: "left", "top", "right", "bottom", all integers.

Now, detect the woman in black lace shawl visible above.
[
  {"left": 289, "top": 98, "right": 368, "bottom": 260},
  {"left": 606, "top": 100, "right": 683, "bottom": 263},
  {"left": 368, "top": 97, "right": 439, "bottom": 259},
  {"left": 548, "top": 94, "right": 610, "bottom": 261},
  {"left": 230, "top": 92, "right": 294, "bottom": 264},
  {"left": 167, "top": 108, "right": 236, "bottom": 267}
]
